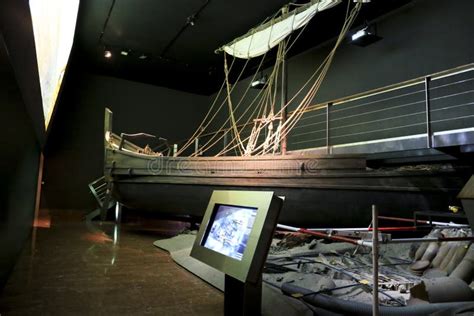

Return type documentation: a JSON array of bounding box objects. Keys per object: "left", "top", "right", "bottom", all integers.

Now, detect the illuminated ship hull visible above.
[{"left": 104, "top": 137, "right": 467, "bottom": 227}]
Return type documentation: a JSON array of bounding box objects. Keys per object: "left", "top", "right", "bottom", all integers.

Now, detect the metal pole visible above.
[
  {"left": 115, "top": 202, "right": 122, "bottom": 223},
  {"left": 372, "top": 205, "right": 380, "bottom": 316},
  {"left": 326, "top": 103, "right": 331, "bottom": 154},
  {"left": 378, "top": 215, "right": 468, "bottom": 228},
  {"left": 425, "top": 76, "right": 432, "bottom": 148},
  {"left": 194, "top": 138, "right": 199, "bottom": 156},
  {"left": 385, "top": 236, "right": 474, "bottom": 244},
  {"left": 280, "top": 5, "right": 289, "bottom": 155},
  {"left": 173, "top": 144, "right": 178, "bottom": 157},
  {"left": 280, "top": 45, "right": 288, "bottom": 155},
  {"left": 223, "top": 131, "right": 228, "bottom": 156},
  {"left": 277, "top": 224, "right": 373, "bottom": 247}
]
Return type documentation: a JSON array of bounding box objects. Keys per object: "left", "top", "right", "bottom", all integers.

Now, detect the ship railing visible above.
[{"left": 108, "top": 132, "right": 144, "bottom": 153}]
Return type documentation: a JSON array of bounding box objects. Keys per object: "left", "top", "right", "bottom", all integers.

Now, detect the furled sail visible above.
[
  {"left": 222, "top": 0, "right": 341, "bottom": 59},
  {"left": 29, "top": 0, "right": 80, "bottom": 128}
]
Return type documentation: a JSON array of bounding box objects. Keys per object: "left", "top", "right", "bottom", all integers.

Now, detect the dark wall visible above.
[
  {"left": 206, "top": 0, "right": 474, "bottom": 153},
  {"left": 0, "top": 34, "right": 41, "bottom": 288},
  {"left": 289, "top": 0, "right": 474, "bottom": 106},
  {"left": 43, "top": 71, "right": 210, "bottom": 210}
]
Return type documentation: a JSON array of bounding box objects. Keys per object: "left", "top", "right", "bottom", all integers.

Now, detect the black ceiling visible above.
[{"left": 72, "top": 0, "right": 411, "bottom": 95}]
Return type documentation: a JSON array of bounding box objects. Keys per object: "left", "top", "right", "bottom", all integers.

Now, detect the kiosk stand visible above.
[
  {"left": 190, "top": 191, "right": 283, "bottom": 316},
  {"left": 224, "top": 274, "right": 262, "bottom": 316}
]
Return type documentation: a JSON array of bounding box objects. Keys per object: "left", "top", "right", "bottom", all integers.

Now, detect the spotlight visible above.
[
  {"left": 104, "top": 50, "right": 112, "bottom": 58},
  {"left": 352, "top": 28, "right": 369, "bottom": 41},
  {"left": 138, "top": 54, "right": 148, "bottom": 60},
  {"left": 250, "top": 75, "right": 267, "bottom": 89},
  {"left": 120, "top": 50, "right": 129, "bottom": 56},
  {"left": 350, "top": 23, "right": 381, "bottom": 47}
]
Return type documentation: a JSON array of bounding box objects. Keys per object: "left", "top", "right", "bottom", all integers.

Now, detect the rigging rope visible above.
[
  {"left": 176, "top": 57, "right": 235, "bottom": 155},
  {"left": 191, "top": 53, "right": 269, "bottom": 156},
  {"left": 184, "top": 0, "right": 361, "bottom": 157},
  {"left": 179, "top": 5, "right": 285, "bottom": 156},
  {"left": 219, "top": 43, "right": 284, "bottom": 156},
  {"left": 223, "top": 53, "right": 246, "bottom": 155},
  {"left": 278, "top": 1, "right": 361, "bottom": 141},
  {"left": 242, "top": 1, "right": 361, "bottom": 156}
]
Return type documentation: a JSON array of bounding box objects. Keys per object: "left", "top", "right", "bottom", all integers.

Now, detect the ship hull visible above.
[
  {"left": 113, "top": 181, "right": 460, "bottom": 227},
  {"left": 105, "top": 147, "right": 468, "bottom": 227}
]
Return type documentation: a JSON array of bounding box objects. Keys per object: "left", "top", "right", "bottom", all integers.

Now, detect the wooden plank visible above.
[{"left": 114, "top": 172, "right": 464, "bottom": 192}]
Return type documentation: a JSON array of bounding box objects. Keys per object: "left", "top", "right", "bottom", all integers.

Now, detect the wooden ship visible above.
[
  {"left": 100, "top": 0, "right": 469, "bottom": 226},
  {"left": 102, "top": 107, "right": 467, "bottom": 226}
]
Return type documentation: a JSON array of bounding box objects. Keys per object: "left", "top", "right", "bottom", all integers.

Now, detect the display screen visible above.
[{"left": 201, "top": 204, "right": 258, "bottom": 261}]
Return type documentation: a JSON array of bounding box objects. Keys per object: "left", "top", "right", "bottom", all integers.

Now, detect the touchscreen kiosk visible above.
[
  {"left": 201, "top": 204, "right": 258, "bottom": 261},
  {"left": 191, "top": 190, "right": 283, "bottom": 316}
]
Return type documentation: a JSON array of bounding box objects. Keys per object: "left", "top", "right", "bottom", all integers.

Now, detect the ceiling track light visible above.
[
  {"left": 161, "top": 0, "right": 210, "bottom": 57},
  {"left": 104, "top": 49, "right": 112, "bottom": 58}
]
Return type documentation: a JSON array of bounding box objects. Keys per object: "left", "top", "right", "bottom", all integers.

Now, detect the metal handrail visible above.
[
  {"left": 195, "top": 62, "right": 474, "bottom": 140},
  {"left": 291, "top": 63, "right": 474, "bottom": 152},
  {"left": 306, "top": 63, "right": 474, "bottom": 112}
]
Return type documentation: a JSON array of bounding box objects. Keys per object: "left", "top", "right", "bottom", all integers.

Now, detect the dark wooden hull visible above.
[
  {"left": 113, "top": 181, "right": 462, "bottom": 227},
  {"left": 105, "top": 147, "right": 468, "bottom": 226}
]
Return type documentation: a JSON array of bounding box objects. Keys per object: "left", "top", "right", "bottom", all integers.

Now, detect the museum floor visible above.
[{"left": 0, "top": 210, "right": 223, "bottom": 315}]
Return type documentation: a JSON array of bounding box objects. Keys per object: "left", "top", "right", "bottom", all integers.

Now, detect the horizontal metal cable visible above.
[
  {"left": 292, "top": 120, "right": 326, "bottom": 130},
  {"left": 290, "top": 127, "right": 327, "bottom": 138},
  {"left": 299, "top": 111, "right": 326, "bottom": 121},
  {"left": 431, "top": 113, "right": 474, "bottom": 124},
  {"left": 430, "top": 89, "right": 474, "bottom": 102},
  {"left": 292, "top": 136, "right": 327, "bottom": 145},
  {"left": 331, "top": 121, "right": 425, "bottom": 140},
  {"left": 331, "top": 87, "right": 424, "bottom": 114},
  {"left": 330, "top": 111, "right": 426, "bottom": 131},
  {"left": 431, "top": 101, "right": 474, "bottom": 113},
  {"left": 430, "top": 76, "right": 474, "bottom": 91},
  {"left": 330, "top": 100, "right": 425, "bottom": 122}
]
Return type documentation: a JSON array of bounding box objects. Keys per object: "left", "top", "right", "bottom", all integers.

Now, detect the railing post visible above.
[
  {"left": 280, "top": 51, "right": 288, "bottom": 155},
  {"left": 326, "top": 102, "right": 332, "bottom": 154},
  {"left": 173, "top": 144, "right": 178, "bottom": 157},
  {"left": 223, "top": 131, "right": 228, "bottom": 156},
  {"left": 425, "top": 76, "right": 432, "bottom": 148},
  {"left": 194, "top": 138, "right": 199, "bottom": 156}
]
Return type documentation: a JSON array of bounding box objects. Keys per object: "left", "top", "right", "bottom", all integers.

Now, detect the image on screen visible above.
[{"left": 202, "top": 204, "right": 258, "bottom": 261}]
